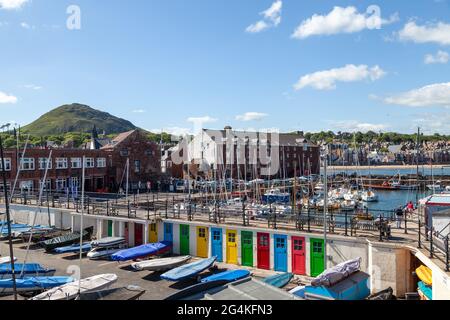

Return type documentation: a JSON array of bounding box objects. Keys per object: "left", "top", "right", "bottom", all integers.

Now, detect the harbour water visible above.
[
  {"left": 325, "top": 166, "right": 450, "bottom": 177},
  {"left": 365, "top": 189, "right": 434, "bottom": 212}
]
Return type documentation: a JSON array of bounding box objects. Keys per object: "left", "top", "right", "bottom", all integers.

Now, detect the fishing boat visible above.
[
  {"left": 160, "top": 256, "right": 217, "bottom": 282},
  {"left": 54, "top": 243, "right": 92, "bottom": 254},
  {"left": 30, "top": 274, "right": 118, "bottom": 300},
  {"left": 263, "top": 272, "right": 293, "bottom": 288},
  {"left": 91, "top": 237, "right": 126, "bottom": 248},
  {"left": 200, "top": 269, "right": 250, "bottom": 283},
  {"left": 111, "top": 241, "right": 172, "bottom": 262},
  {"left": 40, "top": 226, "right": 94, "bottom": 252},
  {"left": 0, "top": 263, "right": 56, "bottom": 279},
  {"left": 416, "top": 265, "right": 432, "bottom": 286},
  {"left": 0, "top": 276, "right": 74, "bottom": 295},
  {"left": 131, "top": 255, "right": 191, "bottom": 272},
  {"left": 78, "top": 285, "right": 145, "bottom": 300},
  {"left": 0, "top": 256, "right": 16, "bottom": 264}
]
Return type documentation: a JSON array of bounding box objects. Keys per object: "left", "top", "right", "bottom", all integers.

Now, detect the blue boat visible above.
[
  {"left": 262, "top": 189, "right": 290, "bottom": 204},
  {"left": 263, "top": 272, "right": 293, "bottom": 288},
  {"left": 0, "top": 276, "right": 74, "bottom": 294},
  {"left": 161, "top": 256, "right": 217, "bottom": 282},
  {"left": 111, "top": 241, "right": 172, "bottom": 262},
  {"left": 418, "top": 281, "right": 432, "bottom": 300},
  {"left": 0, "top": 224, "right": 31, "bottom": 236},
  {"left": 0, "top": 263, "right": 56, "bottom": 279},
  {"left": 201, "top": 270, "right": 250, "bottom": 283},
  {"left": 54, "top": 243, "right": 92, "bottom": 254}
]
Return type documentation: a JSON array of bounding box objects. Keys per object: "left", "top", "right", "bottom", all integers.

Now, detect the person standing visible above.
[{"left": 395, "top": 206, "right": 404, "bottom": 229}]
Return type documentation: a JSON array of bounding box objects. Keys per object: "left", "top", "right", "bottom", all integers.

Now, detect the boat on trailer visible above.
[
  {"left": 30, "top": 274, "right": 118, "bottom": 300},
  {"left": 131, "top": 255, "right": 191, "bottom": 272}
]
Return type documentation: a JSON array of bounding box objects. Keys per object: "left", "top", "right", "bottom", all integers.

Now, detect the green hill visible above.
[{"left": 22, "top": 103, "right": 138, "bottom": 135}]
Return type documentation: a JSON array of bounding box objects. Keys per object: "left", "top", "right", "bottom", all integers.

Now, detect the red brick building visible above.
[{"left": 0, "top": 130, "right": 161, "bottom": 194}]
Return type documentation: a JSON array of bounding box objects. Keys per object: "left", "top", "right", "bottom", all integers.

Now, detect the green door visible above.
[
  {"left": 310, "top": 238, "right": 325, "bottom": 277},
  {"left": 107, "top": 220, "right": 113, "bottom": 237},
  {"left": 180, "top": 224, "right": 190, "bottom": 255},
  {"left": 241, "top": 231, "right": 253, "bottom": 267}
]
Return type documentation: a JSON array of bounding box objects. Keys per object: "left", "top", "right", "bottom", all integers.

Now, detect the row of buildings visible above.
[{"left": 1, "top": 127, "right": 321, "bottom": 194}]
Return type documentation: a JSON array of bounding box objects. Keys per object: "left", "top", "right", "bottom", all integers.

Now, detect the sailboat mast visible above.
[
  {"left": 125, "top": 158, "right": 129, "bottom": 199},
  {"left": 78, "top": 155, "right": 86, "bottom": 295},
  {"left": 416, "top": 127, "right": 420, "bottom": 205},
  {"left": 323, "top": 145, "right": 328, "bottom": 270}
]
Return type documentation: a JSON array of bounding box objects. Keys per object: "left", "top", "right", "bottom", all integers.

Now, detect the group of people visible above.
[{"left": 395, "top": 201, "right": 415, "bottom": 229}]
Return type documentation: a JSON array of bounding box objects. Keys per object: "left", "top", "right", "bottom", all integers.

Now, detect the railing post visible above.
[
  {"left": 107, "top": 200, "right": 109, "bottom": 216},
  {"left": 430, "top": 229, "right": 434, "bottom": 259},
  {"left": 418, "top": 218, "right": 422, "bottom": 249},
  {"left": 404, "top": 212, "right": 408, "bottom": 234},
  {"left": 147, "top": 198, "right": 150, "bottom": 220},
  {"left": 128, "top": 200, "right": 131, "bottom": 218},
  {"left": 87, "top": 197, "right": 90, "bottom": 215},
  {"left": 345, "top": 210, "right": 348, "bottom": 236},
  {"left": 165, "top": 199, "right": 168, "bottom": 219},
  {"left": 445, "top": 236, "right": 449, "bottom": 272},
  {"left": 242, "top": 201, "right": 246, "bottom": 226},
  {"left": 307, "top": 209, "right": 311, "bottom": 233},
  {"left": 379, "top": 215, "right": 383, "bottom": 242}
]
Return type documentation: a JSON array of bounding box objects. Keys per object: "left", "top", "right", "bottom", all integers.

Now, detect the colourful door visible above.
[
  {"left": 292, "top": 236, "right": 306, "bottom": 275},
  {"left": 310, "top": 238, "right": 325, "bottom": 277},
  {"left": 107, "top": 220, "right": 113, "bottom": 237},
  {"left": 274, "top": 235, "right": 288, "bottom": 272},
  {"left": 149, "top": 223, "right": 158, "bottom": 243},
  {"left": 134, "top": 223, "right": 143, "bottom": 246},
  {"left": 241, "top": 231, "right": 253, "bottom": 267},
  {"left": 180, "top": 224, "right": 190, "bottom": 255},
  {"left": 197, "top": 227, "right": 209, "bottom": 258},
  {"left": 164, "top": 223, "right": 173, "bottom": 243},
  {"left": 211, "top": 228, "right": 223, "bottom": 262},
  {"left": 257, "top": 232, "right": 270, "bottom": 270},
  {"left": 226, "top": 230, "right": 238, "bottom": 264}
]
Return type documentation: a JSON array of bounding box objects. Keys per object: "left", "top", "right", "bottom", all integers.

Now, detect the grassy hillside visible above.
[{"left": 22, "top": 103, "right": 137, "bottom": 135}]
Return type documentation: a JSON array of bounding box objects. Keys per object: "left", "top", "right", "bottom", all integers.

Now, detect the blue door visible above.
[
  {"left": 164, "top": 223, "right": 173, "bottom": 243},
  {"left": 211, "top": 228, "right": 223, "bottom": 262},
  {"left": 274, "top": 235, "right": 288, "bottom": 272}
]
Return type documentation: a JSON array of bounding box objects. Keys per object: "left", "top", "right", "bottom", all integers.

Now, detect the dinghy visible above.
[
  {"left": 30, "top": 274, "right": 118, "bottom": 300},
  {"left": 0, "top": 277, "right": 74, "bottom": 295},
  {"left": 416, "top": 265, "right": 432, "bottom": 286},
  {"left": 87, "top": 246, "right": 126, "bottom": 260},
  {"left": 78, "top": 285, "right": 145, "bottom": 300},
  {"left": 161, "top": 256, "right": 217, "bottom": 282},
  {"left": 311, "top": 257, "right": 361, "bottom": 287},
  {"left": 41, "top": 226, "right": 94, "bottom": 252},
  {"left": 0, "top": 256, "right": 17, "bottom": 264},
  {"left": 200, "top": 269, "right": 250, "bottom": 283},
  {"left": 417, "top": 281, "right": 432, "bottom": 300},
  {"left": 111, "top": 241, "right": 172, "bottom": 262},
  {"left": 263, "top": 272, "right": 293, "bottom": 288},
  {"left": 91, "top": 237, "right": 126, "bottom": 248},
  {"left": 0, "top": 263, "right": 56, "bottom": 279},
  {"left": 54, "top": 243, "right": 92, "bottom": 254},
  {"left": 131, "top": 256, "right": 191, "bottom": 272}
]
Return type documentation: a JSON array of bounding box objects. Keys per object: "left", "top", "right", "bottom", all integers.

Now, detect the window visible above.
[
  {"left": 39, "top": 158, "right": 52, "bottom": 170},
  {"left": 276, "top": 237, "right": 285, "bottom": 248},
  {"left": 228, "top": 232, "right": 236, "bottom": 243},
  {"left": 85, "top": 158, "right": 95, "bottom": 168},
  {"left": 164, "top": 224, "right": 171, "bottom": 234},
  {"left": 198, "top": 228, "right": 206, "bottom": 238},
  {"left": 294, "top": 239, "right": 303, "bottom": 251},
  {"left": 120, "top": 149, "right": 129, "bottom": 157},
  {"left": 313, "top": 241, "right": 323, "bottom": 254},
  {"left": 213, "top": 231, "right": 221, "bottom": 241},
  {"left": 134, "top": 160, "right": 141, "bottom": 173},
  {"left": 19, "top": 180, "right": 33, "bottom": 192},
  {"left": 56, "top": 179, "right": 66, "bottom": 191},
  {"left": 55, "top": 158, "right": 68, "bottom": 169},
  {"left": 70, "top": 177, "right": 79, "bottom": 189},
  {"left": 0, "top": 158, "right": 11, "bottom": 171},
  {"left": 71, "top": 158, "right": 82, "bottom": 169},
  {"left": 96, "top": 158, "right": 106, "bottom": 168},
  {"left": 259, "top": 235, "right": 268, "bottom": 247},
  {"left": 243, "top": 238, "right": 252, "bottom": 245},
  {"left": 145, "top": 150, "right": 154, "bottom": 156},
  {"left": 150, "top": 223, "right": 156, "bottom": 232},
  {"left": 20, "top": 158, "right": 35, "bottom": 171}
]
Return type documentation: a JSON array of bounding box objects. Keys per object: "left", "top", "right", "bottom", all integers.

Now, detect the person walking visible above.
[{"left": 395, "top": 206, "right": 404, "bottom": 229}]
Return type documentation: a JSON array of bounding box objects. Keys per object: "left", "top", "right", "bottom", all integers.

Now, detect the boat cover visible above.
[
  {"left": 0, "top": 263, "right": 55, "bottom": 275},
  {"left": 201, "top": 270, "right": 250, "bottom": 283},
  {"left": 311, "top": 257, "right": 361, "bottom": 287},
  {"left": 41, "top": 227, "right": 93, "bottom": 251},
  {"left": 161, "top": 256, "right": 217, "bottom": 281},
  {"left": 0, "top": 276, "right": 73, "bottom": 289},
  {"left": 54, "top": 243, "right": 92, "bottom": 254},
  {"left": 111, "top": 241, "right": 172, "bottom": 261}
]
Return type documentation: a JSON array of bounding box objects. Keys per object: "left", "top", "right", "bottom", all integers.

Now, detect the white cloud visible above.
[
  {"left": 149, "top": 127, "right": 193, "bottom": 137},
  {"left": 132, "top": 109, "right": 146, "bottom": 113},
  {"left": 20, "top": 22, "right": 29, "bottom": 29},
  {"left": 235, "top": 112, "right": 268, "bottom": 122},
  {"left": 293, "top": 64, "right": 386, "bottom": 91},
  {"left": 412, "top": 113, "right": 450, "bottom": 134},
  {"left": 382, "top": 82, "right": 450, "bottom": 107},
  {"left": 0, "top": 91, "right": 18, "bottom": 104},
  {"left": 186, "top": 116, "right": 217, "bottom": 124},
  {"left": 398, "top": 21, "right": 450, "bottom": 45},
  {"left": 23, "top": 84, "right": 42, "bottom": 90},
  {"left": 330, "top": 120, "right": 389, "bottom": 133},
  {"left": 246, "top": 1, "right": 282, "bottom": 33},
  {"left": 0, "top": 0, "right": 28, "bottom": 10},
  {"left": 424, "top": 50, "right": 449, "bottom": 64},
  {"left": 292, "top": 6, "right": 399, "bottom": 39}
]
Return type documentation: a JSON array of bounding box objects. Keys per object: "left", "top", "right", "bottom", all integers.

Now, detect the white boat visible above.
[
  {"left": 90, "top": 237, "right": 126, "bottom": 248},
  {"left": 30, "top": 274, "right": 118, "bottom": 300},
  {"left": 427, "top": 181, "right": 444, "bottom": 192},
  {"left": 87, "top": 246, "right": 127, "bottom": 260},
  {"left": 0, "top": 256, "right": 17, "bottom": 264},
  {"left": 361, "top": 190, "right": 378, "bottom": 202},
  {"left": 131, "top": 256, "right": 191, "bottom": 272},
  {"left": 444, "top": 186, "right": 450, "bottom": 194}
]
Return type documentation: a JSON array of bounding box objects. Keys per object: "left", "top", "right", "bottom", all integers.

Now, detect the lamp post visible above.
[{"left": 321, "top": 144, "right": 329, "bottom": 269}]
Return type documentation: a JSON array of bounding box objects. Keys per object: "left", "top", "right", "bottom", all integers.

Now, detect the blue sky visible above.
[{"left": 0, "top": 0, "right": 450, "bottom": 135}]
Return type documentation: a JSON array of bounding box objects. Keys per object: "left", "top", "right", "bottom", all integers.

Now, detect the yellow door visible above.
[
  {"left": 149, "top": 223, "right": 158, "bottom": 243},
  {"left": 197, "top": 227, "right": 208, "bottom": 258},
  {"left": 226, "top": 230, "right": 238, "bottom": 264}
]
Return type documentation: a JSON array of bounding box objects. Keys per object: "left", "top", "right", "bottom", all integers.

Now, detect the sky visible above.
[{"left": 0, "top": 0, "right": 450, "bottom": 136}]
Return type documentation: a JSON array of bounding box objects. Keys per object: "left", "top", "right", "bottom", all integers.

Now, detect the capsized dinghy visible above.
[
  {"left": 111, "top": 241, "right": 172, "bottom": 262},
  {"left": 160, "top": 256, "right": 217, "bottom": 282},
  {"left": 30, "top": 274, "right": 118, "bottom": 300},
  {"left": 0, "top": 277, "right": 74, "bottom": 295},
  {"left": 200, "top": 269, "right": 250, "bottom": 283},
  {"left": 41, "top": 227, "right": 94, "bottom": 252},
  {"left": 131, "top": 256, "right": 191, "bottom": 272}
]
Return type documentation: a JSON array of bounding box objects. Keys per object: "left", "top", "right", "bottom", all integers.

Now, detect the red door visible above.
[
  {"left": 134, "top": 223, "right": 143, "bottom": 246},
  {"left": 257, "top": 232, "right": 270, "bottom": 270},
  {"left": 292, "top": 236, "right": 306, "bottom": 275}
]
